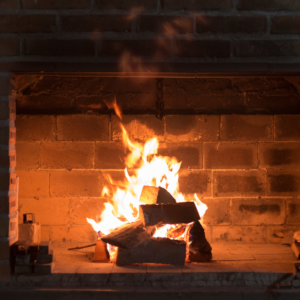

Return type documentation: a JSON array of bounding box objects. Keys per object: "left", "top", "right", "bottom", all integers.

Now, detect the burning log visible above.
[
  {"left": 101, "top": 220, "right": 155, "bottom": 249},
  {"left": 116, "top": 238, "right": 186, "bottom": 265},
  {"left": 185, "top": 221, "right": 212, "bottom": 263},
  {"left": 139, "top": 186, "right": 176, "bottom": 204},
  {"left": 139, "top": 202, "right": 200, "bottom": 226},
  {"left": 167, "top": 224, "right": 187, "bottom": 240}
]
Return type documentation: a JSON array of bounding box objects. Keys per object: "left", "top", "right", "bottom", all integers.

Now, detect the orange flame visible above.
[{"left": 87, "top": 99, "right": 208, "bottom": 257}]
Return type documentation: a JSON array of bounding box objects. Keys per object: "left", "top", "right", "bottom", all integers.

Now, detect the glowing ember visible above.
[{"left": 87, "top": 102, "right": 208, "bottom": 259}]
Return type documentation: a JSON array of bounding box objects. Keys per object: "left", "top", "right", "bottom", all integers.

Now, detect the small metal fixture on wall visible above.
[{"left": 156, "top": 78, "right": 164, "bottom": 120}]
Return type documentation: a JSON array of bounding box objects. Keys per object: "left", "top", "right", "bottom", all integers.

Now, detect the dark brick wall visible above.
[{"left": 0, "top": 0, "right": 300, "bottom": 68}]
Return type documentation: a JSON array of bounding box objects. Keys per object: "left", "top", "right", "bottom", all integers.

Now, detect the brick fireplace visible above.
[{"left": 1, "top": 0, "right": 300, "bottom": 296}]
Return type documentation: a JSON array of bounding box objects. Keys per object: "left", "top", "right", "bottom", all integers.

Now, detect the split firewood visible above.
[
  {"left": 139, "top": 186, "right": 176, "bottom": 204},
  {"left": 292, "top": 241, "right": 300, "bottom": 259},
  {"left": 93, "top": 239, "right": 110, "bottom": 263},
  {"left": 139, "top": 202, "right": 200, "bottom": 226},
  {"left": 101, "top": 220, "right": 155, "bottom": 249},
  {"left": 116, "top": 237, "right": 186, "bottom": 265},
  {"left": 185, "top": 221, "right": 212, "bottom": 263}
]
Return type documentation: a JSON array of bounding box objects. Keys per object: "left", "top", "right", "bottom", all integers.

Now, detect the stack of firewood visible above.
[{"left": 100, "top": 186, "right": 212, "bottom": 265}]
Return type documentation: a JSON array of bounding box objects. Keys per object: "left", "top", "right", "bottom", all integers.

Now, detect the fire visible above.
[{"left": 87, "top": 102, "right": 208, "bottom": 258}]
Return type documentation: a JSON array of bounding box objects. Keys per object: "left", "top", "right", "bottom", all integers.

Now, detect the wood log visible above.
[
  {"left": 93, "top": 240, "right": 110, "bottom": 262},
  {"left": 139, "top": 186, "right": 176, "bottom": 204},
  {"left": 139, "top": 202, "right": 200, "bottom": 226},
  {"left": 101, "top": 220, "right": 155, "bottom": 249},
  {"left": 185, "top": 221, "right": 212, "bottom": 263},
  {"left": 294, "top": 231, "right": 300, "bottom": 243},
  {"left": 292, "top": 241, "right": 300, "bottom": 259},
  {"left": 116, "top": 238, "right": 186, "bottom": 265},
  {"left": 166, "top": 224, "right": 187, "bottom": 239}
]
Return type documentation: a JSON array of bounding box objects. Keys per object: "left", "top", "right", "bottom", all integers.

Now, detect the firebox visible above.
[{"left": 1, "top": 0, "right": 300, "bottom": 297}]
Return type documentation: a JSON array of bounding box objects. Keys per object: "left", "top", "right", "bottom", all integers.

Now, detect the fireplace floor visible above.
[{"left": 10, "top": 243, "right": 297, "bottom": 288}]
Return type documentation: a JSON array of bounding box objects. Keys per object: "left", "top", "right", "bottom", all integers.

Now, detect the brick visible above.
[
  {"left": 237, "top": 0, "right": 300, "bottom": 10},
  {"left": 163, "top": 0, "right": 234, "bottom": 10},
  {"left": 220, "top": 115, "right": 273, "bottom": 141},
  {"left": 201, "top": 198, "right": 231, "bottom": 225},
  {"left": 275, "top": 115, "right": 300, "bottom": 141},
  {"left": 18, "top": 198, "right": 69, "bottom": 225},
  {"left": 272, "top": 16, "right": 300, "bottom": 34},
  {"left": 0, "top": 213, "right": 17, "bottom": 237},
  {"left": 22, "top": 0, "right": 91, "bottom": 9},
  {"left": 259, "top": 142, "right": 300, "bottom": 169},
  {"left": 98, "top": 39, "right": 171, "bottom": 59},
  {"left": 17, "top": 170, "right": 49, "bottom": 198},
  {"left": 112, "top": 115, "right": 164, "bottom": 142},
  {"left": 25, "top": 39, "right": 95, "bottom": 56},
  {"left": 175, "top": 40, "right": 230, "bottom": 58},
  {"left": 0, "top": 38, "right": 19, "bottom": 56},
  {"left": 0, "top": 0, "right": 18, "bottom": 9},
  {"left": 57, "top": 115, "right": 109, "bottom": 141},
  {"left": 0, "top": 241, "right": 10, "bottom": 259},
  {"left": 18, "top": 95, "right": 74, "bottom": 114},
  {"left": 41, "top": 226, "right": 50, "bottom": 241},
  {"left": 0, "top": 172, "right": 16, "bottom": 191},
  {"left": 158, "top": 143, "right": 203, "bottom": 169},
  {"left": 96, "top": 0, "right": 157, "bottom": 9},
  {"left": 235, "top": 40, "right": 300, "bottom": 57},
  {"left": 95, "top": 142, "right": 125, "bottom": 169},
  {"left": 50, "top": 170, "right": 104, "bottom": 197},
  {"left": 197, "top": 16, "right": 267, "bottom": 34},
  {"left": 70, "top": 197, "right": 106, "bottom": 225},
  {"left": 62, "top": 15, "right": 132, "bottom": 32},
  {"left": 16, "top": 142, "right": 40, "bottom": 169},
  {"left": 266, "top": 226, "right": 300, "bottom": 244},
  {"left": 287, "top": 199, "right": 300, "bottom": 224},
  {"left": 165, "top": 115, "right": 219, "bottom": 142},
  {"left": 51, "top": 225, "right": 96, "bottom": 245},
  {"left": 204, "top": 142, "right": 258, "bottom": 169},
  {"left": 0, "top": 195, "right": 17, "bottom": 214},
  {"left": 267, "top": 170, "right": 300, "bottom": 197},
  {"left": 0, "top": 77, "right": 10, "bottom": 96},
  {"left": 19, "top": 223, "right": 41, "bottom": 244},
  {"left": 0, "top": 101, "right": 16, "bottom": 120},
  {"left": 0, "top": 149, "right": 15, "bottom": 168},
  {"left": 212, "top": 226, "right": 266, "bottom": 243},
  {"left": 232, "top": 198, "right": 285, "bottom": 226},
  {"left": 213, "top": 170, "right": 266, "bottom": 197},
  {"left": 16, "top": 115, "right": 56, "bottom": 141},
  {"left": 178, "top": 170, "right": 211, "bottom": 197},
  {"left": 41, "top": 142, "right": 94, "bottom": 169},
  {"left": 0, "top": 261, "right": 10, "bottom": 284},
  {"left": 138, "top": 16, "right": 193, "bottom": 35},
  {"left": 0, "top": 15, "right": 56, "bottom": 33}
]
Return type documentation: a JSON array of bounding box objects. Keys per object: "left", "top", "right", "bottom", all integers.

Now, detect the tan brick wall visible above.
[{"left": 15, "top": 112, "right": 300, "bottom": 246}]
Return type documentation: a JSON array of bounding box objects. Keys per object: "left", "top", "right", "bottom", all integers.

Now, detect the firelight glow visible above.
[{"left": 87, "top": 104, "right": 208, "bottom": 257}]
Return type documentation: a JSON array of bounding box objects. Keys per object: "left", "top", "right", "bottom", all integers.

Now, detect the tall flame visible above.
[{"left": 87, "top": 100, "right": 208, "bottom": 256}]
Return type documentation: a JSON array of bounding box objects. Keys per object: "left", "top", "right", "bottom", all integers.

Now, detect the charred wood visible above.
[
  {"left": 116, "top": 238, "right": 186, "bottom": 265},
  {"left": 139, "top": 202, "right": 200, "bottom": 226},
  {"left": 101, "top": 220, "right": 155, "bottom": 249},
  {"left": 185, "top": 221, "right": 212, "bottom": 263}
]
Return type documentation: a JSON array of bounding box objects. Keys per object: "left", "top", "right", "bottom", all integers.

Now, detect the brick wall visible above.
[
  {"left": 0, "top": 0, "right": 300, "bottom": 72},
  {"left": 14, "top": 110, "right": 300, "bottom": 246},
  {"left": 12, "top": 75, "right": 300, "bottom": 247},
  {"left": 0, "top": 73, "right": 17, "bottom": 285}
]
